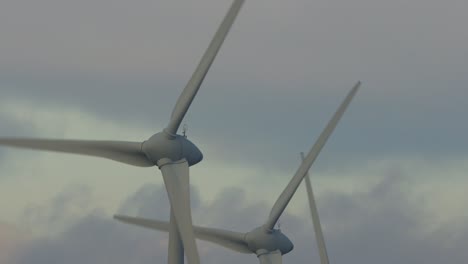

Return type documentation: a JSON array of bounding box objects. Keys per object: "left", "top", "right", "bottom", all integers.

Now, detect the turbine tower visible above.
[
  {"left": 0, "top": 1, "right": 245, "bottom": 263},
  {"left": 115, "top": 82, "right": 360, "bottom": 264}
]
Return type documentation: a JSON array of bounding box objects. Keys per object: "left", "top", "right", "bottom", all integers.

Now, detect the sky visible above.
[{"left": 0, "top": 0, "right": 467, "bottom": 263}]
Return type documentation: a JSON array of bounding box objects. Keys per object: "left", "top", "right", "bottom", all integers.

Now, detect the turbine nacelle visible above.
[
  {"left": 142, "top": 132, "right": 203, "bottom": 166},
  {"left": 245, "top": 226, "right": 294, "bottom": 255}
]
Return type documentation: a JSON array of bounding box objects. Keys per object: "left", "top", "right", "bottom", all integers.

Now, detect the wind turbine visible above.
[
  {"left": 114, "top": 82, "right": 360, "bottom": 264},
  {"left": 0, "top": 1, "right": 245, "bottom": 263}
]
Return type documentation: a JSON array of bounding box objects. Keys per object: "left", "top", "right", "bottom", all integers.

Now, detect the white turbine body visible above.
[
  {"left": 114, "top": 82, "right": 360, "bottom": 264},
  {"left": 0, "top": 1, "right": 245, "bottom": 263}
]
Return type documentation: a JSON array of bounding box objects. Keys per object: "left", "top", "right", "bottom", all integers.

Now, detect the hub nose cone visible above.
[
  {"left": 245, "top": 227, "right": 294, "bottom": 255},
  {"left": 183, "top": 139, "right": 203, "bottom": 166},
  {"left": 279, "top": 234, "right": 294, "bottom": 254},
  {"left": 269, "top": 230, "right": 294, "bottom": 255}
]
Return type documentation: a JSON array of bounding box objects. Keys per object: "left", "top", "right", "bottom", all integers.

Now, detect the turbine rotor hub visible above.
[
  {"left": 142, "top": 132, "right": 203, "bottom": 166},
  {"left": 244, "top": 226, "right": 294, "bottom": 255}
]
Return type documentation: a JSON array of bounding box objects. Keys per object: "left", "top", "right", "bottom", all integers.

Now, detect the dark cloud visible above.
[
  {"left": 308, "top": 171, "right": 468, "bottom": 264},
  {"left": 118, "top": 183, "right": 201, "bottom": 221},
  {"left": 12, "top": 181, "right": 306, "bottom": 264},
  {"left": 14, "top": 213, "right": 167, "bottom": 264},
  {"left": 11, "top": 167, "right": 468, "bottom": 264},
  {"left": 13, "top": 185, "right": 169, "bottom": 264},
  {"left": 20, "top": 184, "right": 94, "bottom": 232}
]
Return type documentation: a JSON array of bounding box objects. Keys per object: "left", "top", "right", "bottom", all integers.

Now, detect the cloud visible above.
[
  {"left": 8, "top": 164, "right": 468, "bottom": 264},
  {"left": 20, "top": 184, "right": 95, "bottom": 235},
  {"left": 118, "top": 183, "right": 201, "bottom": 221},
  {"left": 10, "top": 180, "right": 303, "bottom": 264},
  {"left": 14, "top": 213, "right": 167, "bottom": 264},
  {"left": 312, "top": 173, "right": 468, "bottom": 264}
]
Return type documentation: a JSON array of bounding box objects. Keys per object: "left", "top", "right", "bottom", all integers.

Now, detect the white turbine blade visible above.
[
  {"left": 258, "top": 250, "right": 282, "bottom": 264},
  {"left": 0, "top": 138, "right": 153, "bottom": 167},
  {"left": 192, "top": 226, "right": 250, "bottom": 253},
  {"left": 114, "top": 215, "right": 251, "bottom": 253},
  {"left": 114, "top": 215, "right": 171, "bottom": 230},
  {"left": 264, "top": 82, "right": 360, "bottom": 230},
  {"left": 165, "top": 0, "right": 245, "bottom": 135},
  {"left": 168, "top": 210, "right": 184, "bottom": 264},
  {"left": 302, "top": 153, "right": 329, "bottom": 264},
  {"left": 159, "top": 159, "right": 199, "bottom": 264}
]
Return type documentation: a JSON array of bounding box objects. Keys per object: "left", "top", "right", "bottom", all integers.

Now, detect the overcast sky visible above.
[{"left": 1, "top": 0, "right": 467, "bottom": 263}]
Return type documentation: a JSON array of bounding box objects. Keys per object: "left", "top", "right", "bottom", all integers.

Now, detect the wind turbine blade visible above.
[
  {"left": 0, "top": 138, "right": 153, "bottom": 167},
  {"left": 190, "top": 226, "right": 250, "bottom": 254},
  {"left": 258, "top": 250, "right": 282, "bottom": 264},
  {"left": 264, "top": 82, "right": 360, "bottom": 230},
  {"left": 114, "top": 215, "right": 251, "bottom": 253},
  {"left": 165, "top": 0, "right": 245, "bottom": 135},
  {"left": 168, "top": 210, "right": 184, "bottom": 264},
  {"left": 302, "top": 153, "right": 330, "bottom": 264},
  {"left": 159, "top": 159, "right": 199, "bottom": 264},
  {"left": 114, "top": 215, "right": 171, "bottom": 230}
]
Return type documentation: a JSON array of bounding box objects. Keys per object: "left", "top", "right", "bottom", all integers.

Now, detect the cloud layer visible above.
[{"left": 8, "top": 167, "right": 468, "bottom": 264}]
